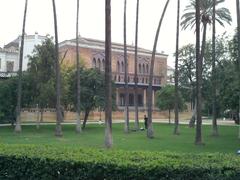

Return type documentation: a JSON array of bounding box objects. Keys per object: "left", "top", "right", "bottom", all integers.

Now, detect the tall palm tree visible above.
[
  {"left": 15, "top": 0, "right": 28, "bottom": 133},
  {"left": 105, "top": 0, "right": 113, "bottom": 148},
  {"left": 236, "top": 0, "right": 240, "bottom": 139},
  {"left": 174, "top": 0, "right": 180, "bottom": 135},
  {"left": 211, "top": 0, "right": 218, "bottom": 136},
  {"left": 52, "top": 0, "right": 63, "bottom": 137},
  {"left": 134, "top": 0, "right": 140, "bottom": 130},
  {"left": 181, "top": 0, "right": 231, "bottom": 144},
  {"left": 147, "top": 0, "right": 170, "bottom": 138},
  {"left": 76, "top": 0, "right": 82, "bottom": 133},
  {"left": 124, "top": 0, "right": 130, "bottom": 133},
  {"left": 195, "top": 0, "right": 202, "bottom": 145}
]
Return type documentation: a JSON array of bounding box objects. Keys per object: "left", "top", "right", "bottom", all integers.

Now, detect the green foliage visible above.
[
  {"left": 0, "top": 75, "right": 35, "bottom": 122},
  {"left": 156, "top": 85, "right": 185, "bottom": 112},
  {"left": 0, "top": 144, "right": 239, "bottom": 179},
  {"left": 181, "top": 0, "right": 232, "bottom": 30},
  {"left": 0, "top": 78, "right": 17, "bottom": 123},
  {"left": 68, "top": 67, "right": 116, "bottom": 112},
  {"left": 27, "top": 37, "right": 56, "bottom": 108}
]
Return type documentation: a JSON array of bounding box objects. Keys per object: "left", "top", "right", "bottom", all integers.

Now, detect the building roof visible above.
[
  {"left": 4, "top": 33, "right": 47, "bottom": 49},
  {"left": 60, "top": 36, "right": 168, "bottom": 58}
]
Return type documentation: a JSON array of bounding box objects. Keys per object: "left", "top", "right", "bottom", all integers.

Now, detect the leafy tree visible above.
[
  {"left": 27, "top": 38, "right": 56, "bottom": 109},
  {"left": 0, "top": 74, "right": 36, "bottom": 124},
  {"left": 0, "top": 78, "right": 17, "bottom": 124},
  {"left": 156, "top": 85, "right": 185, "bottom": 124},
  {"left": 68, "top": 68, "right": 115, "bottom": 129}
]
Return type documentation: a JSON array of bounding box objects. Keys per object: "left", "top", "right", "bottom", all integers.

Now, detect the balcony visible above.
[
  {"left": 0, "top": 71, "right": 18, "bottom": 78},
  {"left": 112, "top": 72, "right": 162, "bottom": 87}
]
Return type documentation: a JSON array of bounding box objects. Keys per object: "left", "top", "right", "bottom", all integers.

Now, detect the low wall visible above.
[{"left": 21, "top": 108, "right": 192, "bottom": 123}]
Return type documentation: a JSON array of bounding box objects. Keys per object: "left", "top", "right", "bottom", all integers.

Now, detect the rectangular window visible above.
[{"left": 6, "top": 61, "right": 14, "bottom": 72}]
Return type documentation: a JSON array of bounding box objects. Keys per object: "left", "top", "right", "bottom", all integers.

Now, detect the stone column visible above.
[
  {"left": 116, "top": 88, "right": 119, "bottom": 107},
  {"left": 152, "top": 90, "right": 155, "bottom": 108},
  {"left": 143, "top": 88, "right": 147, "bottom": 109}
]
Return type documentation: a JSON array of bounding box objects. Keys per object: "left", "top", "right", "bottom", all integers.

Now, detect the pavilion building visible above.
[{"left": 59, "top": 37, "right": 168, "bottom": 111}]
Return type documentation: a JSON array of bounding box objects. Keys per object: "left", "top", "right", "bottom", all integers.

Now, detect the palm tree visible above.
[
  {"left": 104, "top": 0, "right": 113, "bottom": 148},
  {"left": 76, "top": 0, "right": 82, "bottom": 133},
  {"left": 15, "top": 0, "right": 28, "bottom": 133},
  {"left": 181, "top": 0, "right": 231, "bottom": 144},
  {"left": 124, "top": 0, "right": 130, "bottom": 133},
  {"left": 134, "top": 0, "right": 140, "bottom": 130},
  {"left": 174, "top": 0, "right": 180, "bottom": 135},
  {"left": 147, "top": 0, "right": 170, "bottom": 138},
  {"left": 52, "top": 0, "right": 63, "bottom": 137},
  {"left": 211, "top": 0, "right": 218, "bottom": 136},
  {"left": 236, "top": 0, "right": 240, "bottom": 139},
  {"left": 195, "top": 0, "right": 202, "bottom": 145}
]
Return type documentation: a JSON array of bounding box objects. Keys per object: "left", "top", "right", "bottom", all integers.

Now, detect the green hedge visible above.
[{"left": 0, "top": 144, "right": 239, "bottom": 179}]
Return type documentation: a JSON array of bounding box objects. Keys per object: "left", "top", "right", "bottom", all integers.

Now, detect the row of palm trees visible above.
[{"left": 14, "top": 0, "right": 239, "bottom": 148}]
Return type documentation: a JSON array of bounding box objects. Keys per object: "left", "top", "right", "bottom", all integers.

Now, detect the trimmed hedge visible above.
[{"left": 0, "top": 144, "right": 239, "bottom": 179}]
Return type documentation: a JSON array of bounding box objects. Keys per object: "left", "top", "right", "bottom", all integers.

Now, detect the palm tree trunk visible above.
[
  {"left": 134, "top": 0, "right": 140, "bottom": 130},
  {"left": 124, "top": 0, "right": 130, "bottom": 133},
  {"left": 82, "top": 110, "right": 90, "bottom": 130},
  {"left": 52, "top": 0, "right": 63, "bottom": 137},
  {"left": 36, "top": 104, "right": 40, "bottom": 130},
  {"left": 76, "top": 0, "right": 82, "bottom": 134},
  {"left": 169, "top": 109, "right": 171, "bottom": 124},
  {"left": 189, "top": 97, "right": 196, "bottom": 128},
  {"left": 195, "top": 0, "right": 203, "bottom": 145},
  {"left": 236, "top": 0, "right": 240, "bottom": 139},
  {"left": 147, "top": 0, "right": 170, "bottom": 139},
  {"left": 105, "top": 0, "right": 113, "bottom": 148},
  {"left": 174, "top": 0, "right": 180, "bottom": 135},
  {"left": 15, "top": 0, "right": 28, "bottom": 133},
  {"left": 211, "top": 0, "right": 218, "bottom": 136},
  {"left": 40, "top": 108, "right": 43, "bottom": 122}
]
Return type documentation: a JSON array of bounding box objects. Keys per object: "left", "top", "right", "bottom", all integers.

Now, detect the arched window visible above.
[
  {"left": 121, "top": 61, "right": 124, "bottom": 73},
  {"left": 143, "top": 64, "right": 145, "bottom": 74},
  {"left": 92, "top": 58, "right": 96, "bottom": 68},
  {"left": 117, "top": 61, "right": 120, "bottom": 72},
  {"left": 102, "top": 59, "right": 105, "bottom": 71},
  {"left": 146, "top": 64, "right": 149, "bottom": 74},
  {"left": 98, "top": 58, "right": 101, "bottom": 69},
  {"left": 139, "top": 64, "right": 142, "bottom": 74}
]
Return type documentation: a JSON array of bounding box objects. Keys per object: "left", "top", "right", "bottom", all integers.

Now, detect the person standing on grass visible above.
[{"left": 144, "top": 115, "right": 148, "bottom": 129}]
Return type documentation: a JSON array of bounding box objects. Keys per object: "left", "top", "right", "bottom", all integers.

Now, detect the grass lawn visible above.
[{"left": 0, "top": 123, "right": 239, "bottom": 154}]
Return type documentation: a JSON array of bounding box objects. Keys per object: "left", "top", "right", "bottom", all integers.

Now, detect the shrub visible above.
[{"left": 0, "top": 144, "right": 239, "bottom": 179}]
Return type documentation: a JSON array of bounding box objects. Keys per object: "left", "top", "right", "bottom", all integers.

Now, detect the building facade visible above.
[
  {"left": 167, "top": 65, "right": 175, "bottom": 85},
  {"left": 0, "top": 33, "right": 47, "bottom": 78},
  {"left": 0, "top": 48, "right": 18, "bottom": 78},
  {"left": 60, "top": 37, "right": 168, "bottom": 110}
]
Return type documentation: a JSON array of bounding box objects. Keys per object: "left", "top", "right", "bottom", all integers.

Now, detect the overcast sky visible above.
[{"left": 0, "top": 0, "right": 236, "bottom": 66}]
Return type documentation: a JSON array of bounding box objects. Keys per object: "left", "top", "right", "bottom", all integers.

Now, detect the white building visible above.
[
  {"left": 0, "top": 48, "right": 19, "bottom": 78},
  {"left": 167, "top": 65, "right": 175, "bottom": 85},
  {"left": 2, "top": 32, "right": 47, "bottom": 72}
]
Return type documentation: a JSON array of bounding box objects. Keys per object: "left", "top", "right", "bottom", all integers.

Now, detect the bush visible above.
[{"left": 0, "top": 144, "right": 239, "bottom": 179}]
